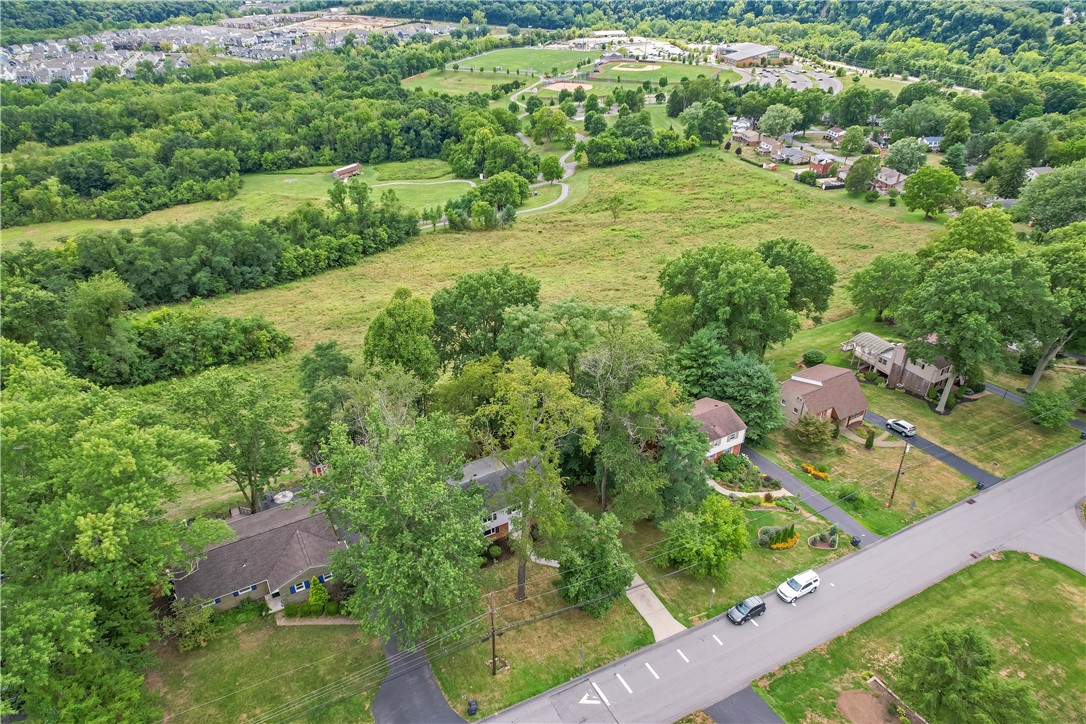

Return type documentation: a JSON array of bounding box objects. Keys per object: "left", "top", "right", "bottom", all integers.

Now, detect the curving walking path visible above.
[{"left": 373, "top": 179, "right": 476, "bottom": 188}]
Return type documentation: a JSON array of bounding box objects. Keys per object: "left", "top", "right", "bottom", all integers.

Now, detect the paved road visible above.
[
  {"left": 987, "top": 383, "right": 1086, "bottom": 434},
  {"left": 863, "top": 410, "right": 1002, "bottom": 487},
  {"left": 372, "top": 633, "right": 465, "bottom": 724},
  {"left": 488, "top": 445, "right": 1086, "bottom": 723},
  {"left": 706, "top": 687, "right": 782, "bottom": 724},
  {"left": 741, "top": 446, "right": 880, "bottom": 545}
]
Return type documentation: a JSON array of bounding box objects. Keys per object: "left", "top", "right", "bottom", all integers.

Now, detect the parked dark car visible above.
[{"left": 726, "top": 595, "right": 766, "bottom": 625}]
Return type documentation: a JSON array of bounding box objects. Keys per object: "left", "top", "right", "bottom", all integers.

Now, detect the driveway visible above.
[
  {"left": 706, "top": 687, "right": 782, "bottom": 724},
  {"left": 986, "top": 383, "right": 1086, "bottom": 434},
  {"left": 742, "top": 446, "right": 880, "bottom": 545},
  {"left": 372, "top": 632, "right": 465, "bottom": 724},
  {"left": 863, "top": 410, "right": 1002, "bottom": 488},
  {"left": 487, "top": 445, "right": 1086, "bottom": 723}
]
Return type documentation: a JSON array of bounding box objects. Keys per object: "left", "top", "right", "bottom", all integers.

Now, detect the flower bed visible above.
[
  {"left": 801, "top": 463, "right": 831, "bottom": 481},
  {"left": 715, "top": 453, "right": 782, "bottom": 492},
  {"left": 758, "top": 523, "right": 799, "bottom": 550}
]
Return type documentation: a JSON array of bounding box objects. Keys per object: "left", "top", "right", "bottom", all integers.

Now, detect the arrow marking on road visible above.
[
  {"left": 712, "top": 634, "right": 723, "bottom": 646},
  {"left": 645, "top": 663, "right": 659, "bottom": 679},
  {"left": 591, "top": 681, "right": 611, "bottom": 707},
  {"left": 579, "top": 692, "right": 601, "bottom": 706},
  {"left": 677, "top": 649, "right": 689, "bottom": 663},
  {"left": 615, "top": 673, "right": 632, "bottom": 694}
]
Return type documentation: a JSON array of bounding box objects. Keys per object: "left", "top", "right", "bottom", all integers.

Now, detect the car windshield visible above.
[
  {"left": 735, "top": 600, "right": 750, "bottom": 614},
  {"left": 787, "top": 577, "right": 802, "bottom": 591}
]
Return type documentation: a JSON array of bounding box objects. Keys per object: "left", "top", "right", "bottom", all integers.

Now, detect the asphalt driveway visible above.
[
  {"left": 863, "top": 410, "right": 1002, "bottom": 488},
  {"left": 372, "top": 632, "right": 465, "bottom": 724}
]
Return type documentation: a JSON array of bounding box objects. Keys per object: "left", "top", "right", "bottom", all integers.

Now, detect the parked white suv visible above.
[
  {"left": 777, "top": 569, "right": 820, "bottom": 603},
  {"left": 885, "top": 419, "right": 917, "bottom": 437}
]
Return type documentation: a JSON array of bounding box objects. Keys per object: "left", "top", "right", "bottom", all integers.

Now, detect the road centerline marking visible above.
[
  {"left": 615, "top": 673, "right": 633, "bottom": 694},
  {"left": 676, "top": 648, "right": 689, "bottom": 663},
  {"left": 712, "top": 634, "right": 723, "bottom": 646},
  {"left": 645, "top": 663, "right": 659, "bottom": 679},
  {"left": 591, "top": 681, "right": 611, "bottom": 707}
]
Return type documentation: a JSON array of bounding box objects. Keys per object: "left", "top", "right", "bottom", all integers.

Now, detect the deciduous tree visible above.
[
  {"left": 556, "top": 508, "right": 636, "bottom": 617},
  {"left": 838, "top": 125, "right": 868, "bottom": 155},
  {"left": 755, "top": 237, "right": 838, "bottom": 322},
  {"left": 540, "top": 154, "right": 563, "bottom": 183},
  {"left": 903, "top": 165, "right": 960, "bottom": 219},
  {"left": 307, "top": 417, "right": 485, "bottom": 644},
  {"left": 886, "top": 138, "right": 928, "bottom": 175},
  {"left": 363, "top": 287, "right": 440, "bottom": 385},
  {"left": 656, "top": 495, "right": 748, "bottom": 580},
  {"left": 845, "top": 155, "right": 881, "bottom": 195},
  {"left": 846, "top": 251, "right": 921, "bottom": 321},
  {"left": 757, "top": 103, "right": 802, "bottom": 140},
  {"left": 1014, "top": 164, "right": 1086, "bottom": 231}
]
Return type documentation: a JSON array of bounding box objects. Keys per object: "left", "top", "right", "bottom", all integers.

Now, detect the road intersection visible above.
[{"left": 490, "top": 444, "right": 1086, "bottom": 723}]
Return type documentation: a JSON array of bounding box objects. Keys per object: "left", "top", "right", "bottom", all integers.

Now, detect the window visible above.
[
  {"left": 793, "top": 407, "right": 799, "bottom": 414},
  {"left": 484, "top": 526, "right": 500, "bottom": 537},
  {"left": 250, "top": 584, "right": 257, "bottom": 591},
  {"left": 233, "top": 591, "right": 240, "bottom": 597},
  {"left": 288, "top": 580, "right": 311, "bottom": 595},
  {"left": 318, "top": 573, "right": 334, "bottom": 584},
  {"left": 727, "top": 432, "right": 737, "bottom": 441},
  {"left": 213, "top": 598, "right": 221, "bottom": 605}
]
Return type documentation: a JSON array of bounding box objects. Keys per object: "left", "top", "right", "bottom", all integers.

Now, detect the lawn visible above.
[
  {"left": 570, "top": 486, "right": 852, "bottom": 627},
  {"left": 459, "top": 48, "right": 599, "bottom": 74},
  {"left": 862, "top": 385, "right": 1081, "bottom": 477},
  {"left": 854, "top": 74, "right": 912, "bottom": 95},
  {"left": 593, "top": 60, "right": 708, "bottom": 84},
  {"left": 756, "top": 425, "right": 976, "bottom": 536},
  {"left": 4, "top": 159, "right": 460, "bottom": 248},
  {"left": 403, "top": 69, "right": 520, "bottom": 94},
  {"left": 758, "top": 553, "right": 1086, "bottom": 724},
  {"left": 764, "top": 313, "right": 898, "bottom": 381},
  {"left": 430, "top": 553, "right": 653, "bottom": 720},
  {"left": 152, "top": 613, "right": 386, "bottom": 723}
]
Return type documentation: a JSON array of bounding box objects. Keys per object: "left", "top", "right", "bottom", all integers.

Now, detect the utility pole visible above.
[
  {"left": 489, "top": 593, "right": 497, "bottom": 676},
  {"left": 887, "top": 442, "right": 909, "bottom": 508}
]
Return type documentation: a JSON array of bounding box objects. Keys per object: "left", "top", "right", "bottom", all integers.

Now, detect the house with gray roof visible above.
[
  {"left": 779, "top": 364, "right": 869, "bottom": 429},
  {"left": 841, "top": 332, "right": 953, "bottom": 397},
  {"left": 450, "top": 457, "right": 538, "bottom": 540},
  {"left": 172, "top": 502, "right": 346, "bottom": 612}
]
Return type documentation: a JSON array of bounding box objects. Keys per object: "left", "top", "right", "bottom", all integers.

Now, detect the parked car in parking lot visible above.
[
  {"left": 777, "top": 569, "right": 820, "bottom": 603},
  {"left": 885, "top": 418, "right": 917, "bottom": 437},
  {"left": 726, "top": 595, "right": 766, "bottom": 625}
]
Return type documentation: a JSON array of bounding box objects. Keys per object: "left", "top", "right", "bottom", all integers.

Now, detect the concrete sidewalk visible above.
[{"left": 625, "top": 574, "right": 685, "bottom": 641}]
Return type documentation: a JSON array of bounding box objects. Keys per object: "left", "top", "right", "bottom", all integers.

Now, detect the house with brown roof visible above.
[
  {"left": 873, "top": 166, "right": 907, "bottom": 194},
  {"left": 691, "top": 398, "right": 747, "bottom": 460},
  {"left": 172, "top": 503, "right": 347, "bottom": 612},
  {"left": 758, "top": 137, "right": 784, "bottom": 156},
  {"left": 825, "top": 127, "right": 846, "bottom": 143},
  {"left": 779, "top": 364, "right": 868, "bottom": 429},
  {"left": 841, "top": 332, "right": 953, "bottom": 397},
  {"left": 732, "top": 129, "right": 761, "bottom": 146}
]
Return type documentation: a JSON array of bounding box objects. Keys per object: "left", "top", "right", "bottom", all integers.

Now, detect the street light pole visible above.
[{"left": 887, "top": 442, "right": 909, "bottom": 507}]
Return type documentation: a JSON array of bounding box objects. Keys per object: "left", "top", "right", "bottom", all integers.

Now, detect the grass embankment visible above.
[
  {"left": 430, "top": 554, "right": 653, "bottom": 720},
  {"left": 403, "top": 69, "right": 523, "bottom": 94},
  {"left": 758, "top": 553, "right": 1086, "bottom": 724},
  {"left": 569, "top": 486, "right": 851, "bottom": 627},
  {"left": 152, "top": 613, "right": 385, "bottom": 723},
  {"left": 5, "top": 159, "right": 461, "bottom": 248}
]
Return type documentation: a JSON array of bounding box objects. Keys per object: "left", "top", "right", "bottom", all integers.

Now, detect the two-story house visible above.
[
  {"left": 691, "top": 398, "right": 747, "bottom": 460},
  {"left": 451, "top": 456, "right": 540, "bottom": 540},
  {"left": 873, "top": 166, "right": 907, "bottom": 194},
  {"left": 779, "top": 364, "right": 868, "bottom": 429},
  {"left": 841, "top": 332, "right": 954, "bottom": 397},
  {"left": 758, "top": 137, "right": 784, "bottom": 156}
]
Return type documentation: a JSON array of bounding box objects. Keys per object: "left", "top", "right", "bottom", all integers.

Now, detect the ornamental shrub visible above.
[
  {"left": 488, "top": 545, "right": 502, "bottom": 559},
  {"left": 325, "top": 602, "right": 340, "bottom": 616},
  {"left": 802, "top": 349, "right": 827, "bottom": 367},
  {"left": 285, "top": 604, "right": 300, "bottom": 618},
  {"left": 865, "top": 429, "right": 875, "bottom": 449},
  {"left": 864, "top": 190, "right": 880, "bottom": 202},
  {"left": 308, "top": 577, "right": 330, "bottom": 609}
]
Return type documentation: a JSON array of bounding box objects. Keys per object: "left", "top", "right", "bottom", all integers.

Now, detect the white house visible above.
[{"left": 691, "top": 398, "right": 747, "bottom": 460}]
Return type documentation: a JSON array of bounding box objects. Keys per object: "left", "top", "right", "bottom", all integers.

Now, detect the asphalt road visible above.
[
  {"left": 863, "top": 410, "right": 1002, "bottom": 487},
  {"left": 489, "top": 444, "right": 1086, "bottom": 723}
]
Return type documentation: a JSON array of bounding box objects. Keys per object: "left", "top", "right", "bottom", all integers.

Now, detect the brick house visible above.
[
  {"left": 172, "top": 503, "right": 347, "bottom": 612},
  {"left": 732, "top": 129, "right": 761, "bottom": 146},
  {"left": 691, "top": 398, "right": 747, "bottom": 460},
  {"left": 779, "top": 364, "right": 868, "bottom": 429},
  {"left": 809, "top": 153, "right": 836, "bottom": 176}
]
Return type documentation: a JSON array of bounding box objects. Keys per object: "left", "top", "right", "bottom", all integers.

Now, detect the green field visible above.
[
  {"left": 153, "top": 613, "right": 386, "bottom": 723},
  {"left": 593, "top": 61, "right": 727, "bottom": 85},
  {"left": 855, "top": 73, "right": 912, "bottom": 96},
  {"left": 403, "top": 68, "right": 522, "bottom": 94},
  {"left": 759, "top": 553, "right": 1086, "bottom": 724},
  {"left": 3, "top": 159, "right": 462, "bottom": 248},
  {"left": 457, "top": 47, "right": 599, "bottom": 74}
]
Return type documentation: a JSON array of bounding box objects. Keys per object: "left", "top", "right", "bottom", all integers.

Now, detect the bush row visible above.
[{"left": 284, "top": 601, "right": 341, "bottom": 618}]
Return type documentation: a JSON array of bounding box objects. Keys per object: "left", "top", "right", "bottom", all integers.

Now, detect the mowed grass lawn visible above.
[
  {"left": 198, "top": 147, "right": 942, "bottom": 370},
  {"left": 570, "top": 486, "right": 852, "bottom": 627},
  {"left": 403, "top": 69, "right": 520, "bottom": 94},
  {"left": 152, "top": 615, "right": 386, "bottom": 723},
  {"left": 855, "top": 73, "right": 913, "bottom": 95},
  {"left": 4, "top": 159, "right": 460, "bottom": 248},
  {"left": 759, "top": 553, "right": 1086, "bottom": 724},
  {"left": 461, "top": 48, "right": 598, "bottom": 73},
  {"left": 757, "top": 426, "right": 975, "bottom": 536},
  {"left": 593, "top": 60, "right": 716, "bottom": 84},
  {"left": 863, "top": 385, "right": 1081, "bottom": 477},
  {"left": 431, "top": 554, "right": 653, "bottom": 720}
]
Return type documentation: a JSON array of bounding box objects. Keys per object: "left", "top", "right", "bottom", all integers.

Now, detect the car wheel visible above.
[
  {"left": 885, "top": 423, "right": 891, "bottom": 429},
  {"left": 812, "top": 586, "right": 818, "bottom": 594}
]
